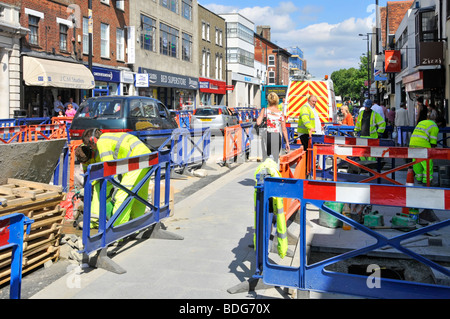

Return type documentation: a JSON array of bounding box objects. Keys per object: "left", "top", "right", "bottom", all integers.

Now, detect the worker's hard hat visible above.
[{"left": 363, "top": 99, "right": 372, "bottom": 108}]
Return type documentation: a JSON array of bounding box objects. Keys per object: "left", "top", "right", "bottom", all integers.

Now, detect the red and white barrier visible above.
[{"left": 303, "top": 180, "right": 450, "bottom": 210}]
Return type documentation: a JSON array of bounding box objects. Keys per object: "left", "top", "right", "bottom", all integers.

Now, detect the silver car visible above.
[{"left": 190, "top": 106, "right": 238, "bottom": 132}]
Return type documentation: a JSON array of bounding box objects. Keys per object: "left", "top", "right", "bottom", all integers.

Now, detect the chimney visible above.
[{"left": 256, "top": 25, "right": 271, "bottom": 41}]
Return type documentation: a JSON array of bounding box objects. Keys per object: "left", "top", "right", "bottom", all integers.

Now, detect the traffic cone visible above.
[{"left": 406, "top": 168, "right": 414, "bottom": 186}]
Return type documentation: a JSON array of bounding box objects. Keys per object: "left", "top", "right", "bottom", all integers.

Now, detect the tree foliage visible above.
[{"left": 331, "top": 53, "right": 370, "bottom": 101}]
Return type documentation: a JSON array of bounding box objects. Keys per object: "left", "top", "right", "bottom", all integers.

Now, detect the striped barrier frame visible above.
[
  {"left": 0, "top": 126, "right": 28, "bottom": 144},
  {"left": 313, "top": 144, "right": 450, "bottom": 186},
  {"left": 258, "top": 177, "right": 450, "bottom": 299},
  {"left": 28, "top": 124, "right": 68, "bottom": 141},
  {"left": 81, "top": 150, "right": 171, "bottom": 255},
  {"left": 279, "top": 147, "right": 306, "bottom": 221},
  {"left": 222, "top": 123, "right": 253, "bottom": 164},
  {"left": 170, "top": 127, "right": 211, "bottom": 172},
  {"left": 0, "top": 213, "right": 33, "bottom": 299}
]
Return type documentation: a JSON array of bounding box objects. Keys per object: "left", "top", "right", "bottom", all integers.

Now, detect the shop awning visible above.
[{"left": 23, "top": 56, "right": 95, "bottom": 89}]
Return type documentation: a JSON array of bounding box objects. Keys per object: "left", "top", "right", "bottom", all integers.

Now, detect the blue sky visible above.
[{"left": 198, "top": 0, "right": 392, "bottom": 78}]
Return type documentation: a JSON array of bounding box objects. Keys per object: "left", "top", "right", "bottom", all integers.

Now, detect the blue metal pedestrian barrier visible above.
[
  {"left": 0, "top": 213, "right": 33, "bottom": 299},
  {"left": 256, "top": 177, "right": 450, "bottom": 299},
  {"left": 171, "top": 127, "right": 211, "bottom": 173}
]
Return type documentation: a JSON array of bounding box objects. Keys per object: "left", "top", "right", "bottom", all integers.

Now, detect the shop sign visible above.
[
  {"left": 138, "top": 68, "right": 198, "bottom": 90},
  {"left": 92, "top": 66, "right": 121, "bottom": 82},
  {"left": 135, "top": 73, "right": 149, "bottom": 87},
  {"left": 385, "top": 50, "right": 401, "bottom": 73},
  {"left": 419, "top": 42, "right": 443, "bottom": 66}
]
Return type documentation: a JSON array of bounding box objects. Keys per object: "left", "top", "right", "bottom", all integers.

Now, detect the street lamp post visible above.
[{"left": 359, "top": 33, "right": 376, "bottom": 99}]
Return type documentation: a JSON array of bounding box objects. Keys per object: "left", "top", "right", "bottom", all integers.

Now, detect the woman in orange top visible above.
[{"left": 340, "top": 105, "right": 354, "bottom": 126}]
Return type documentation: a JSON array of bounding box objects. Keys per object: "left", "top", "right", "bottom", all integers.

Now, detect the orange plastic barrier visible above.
[
  {"left": 27, "top": 124, "right": 67, "bottom": 141},
  {"left": 223, "top": 124, "right": 243, "bottom": 163},
  {"left": 279, "top": 147, "right": 307, "bottom": 221},
  {"left": 0, "top": 126, "right": 28, "bottom": 144}
]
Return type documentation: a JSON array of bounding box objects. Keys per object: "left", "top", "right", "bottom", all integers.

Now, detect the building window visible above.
[
  {"left": 202, "top": 22, "right": 206, "bottom": 40},
  {"left": 28, "top": 15, "right": 40, "bottom": 45},
  {"left": 83, "top": 17, "right": 89, "bottom": 54},
  {"left": 202, "top": 50, "right": 206, "bottom": 76},
  {"left": 141, "top": 15, "right": 156, "bottom": 52},
  {"left": 116, "top": 28, "right": 125, "bottom": 61},
  {"left": 226, "top": 22, "right": 253, "bottom": 44},
  {"left": 268, "top": 71, "right": 275, "bottom": 84},
  {"left": 100, "top": 0, "right": 109, "bottom": 4},
  {"left": 415, "top": 9, "right": 438, "bottom": 65},
  {"left": 206, "top": 23, "right": 210, "bottom": 41},
  {"left": 116, "top": 0, "right": 124, "bottom": 10},
  {"left": 206, "top": 51, "right": 210, "bottom": 78},
  {"left": 227, "top": 48, "right": 254, "bottom": 68},
  {"left": 182, "top": 0, "right": 192, "bottom": 21},
  {"left": 160, "top": 23, "right": 179, "bottom": 58},
  {"left": 101, "top": 23, "right": 110, "bottom": 58},
  {"left": 59, "top": 23, "right": 68, "bottom": 51},
  {"left": 182, "top": 32, "right": 192, "bottom": 62},
  {"left": 160, "top": 0, "right": 178, "bottom": 14},
  {"left": 268, "top": 55, "right": 275, "bottom": 66}
]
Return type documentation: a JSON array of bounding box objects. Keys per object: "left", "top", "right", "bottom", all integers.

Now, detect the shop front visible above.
[
  {"left": 22, "top": 54, "right": 95, "bottom": 117},
  {"left": 136, "top": 68, "right": 198, "bottom": 110},
  {"left": 90, "top": 66, "right": 122, "bottom": 97},
  {"left": 198, "top": 77, "right": 226, "bottom": 106},
  {"left": 402, "top": 68, "right": 446, "bottom": 127}
]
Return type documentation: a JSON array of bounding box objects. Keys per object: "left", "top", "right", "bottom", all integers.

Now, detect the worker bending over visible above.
[{"left": 76, "top": 128, "right": 153, "bottom": 226}]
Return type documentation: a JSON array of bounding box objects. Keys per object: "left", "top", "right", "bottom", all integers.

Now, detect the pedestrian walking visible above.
[
  {"left": 256, "top": 92, "right": 290, "bottom": 163},
  {"left": 77, "top": 128, "right": 153, "bottom": 227},
  {"left": 395, "top": 102, "right": 409, "bottom": 146},
  {"left": 409, "top": 115, "right": 439, "bottom": 185},
  {"left": 354, "top": 99, "right": 386, "bottom": 160}
]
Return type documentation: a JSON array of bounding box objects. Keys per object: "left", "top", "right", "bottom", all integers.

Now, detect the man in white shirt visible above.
[
  {"left": 53, "top": 95, "right": 64, "bottom": 115},
  {"left": 64, "top": 97, "right": 79, "bottom": 111}
]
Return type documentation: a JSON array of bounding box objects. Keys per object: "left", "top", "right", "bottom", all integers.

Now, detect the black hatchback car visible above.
[{"left": 69, "top": 96, "right": 179, "bottom": 150}]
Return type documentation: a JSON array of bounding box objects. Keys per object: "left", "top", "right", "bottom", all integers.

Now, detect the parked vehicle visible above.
[
  {"left": 285, "top": 76, "right": 338, "bottom": 124},
  {"left": 69, "top": 96, "right": 178, "bottom": 150},
  {"left": 190, "top": 105, "right": 238, "bottom": 132}
]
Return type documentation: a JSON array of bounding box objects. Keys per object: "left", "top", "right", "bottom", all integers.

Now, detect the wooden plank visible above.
[{"left": 7, "top": 178, "right": 63, "bottom": 193}]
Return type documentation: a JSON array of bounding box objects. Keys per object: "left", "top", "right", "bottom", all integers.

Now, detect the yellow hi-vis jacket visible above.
[
  {"left": 409, "top": 120, "right": 439, "bottom": 148},
  {"left": 354, "top": 109, "right": 386, "bottom": 138},
  {"left": 297, "top": 103, "right": 316, "bottom": 135},
  {"left": 97, "top": 132, "right": 151, "bottom": 161},
  {"left": 254, "top": 158, "right": 288, "bottom": 258}
]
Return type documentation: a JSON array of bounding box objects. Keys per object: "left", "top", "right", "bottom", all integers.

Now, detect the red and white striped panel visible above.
[
  {"left": 314, "top": 144, "right": 450, "bottom": 160},
  {"left": 0, "top": 126, "right": 25, "bottom": 134},
  {"left": 103, "top": 153, "right": 159, "bottom": 177},
  {"left": 324, "top": 136, "right": 380, "bottom": 146},
  {"left": 286, "top": 123, "right": 298, "bottom": 128},
  {"left": 303, "top": 180, "right": 450, "bottom": 210},
  {"left": 34, "top": 124, "right": 64, "bottom": 131}
]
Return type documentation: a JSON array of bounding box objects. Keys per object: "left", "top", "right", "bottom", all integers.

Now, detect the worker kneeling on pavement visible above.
[
  {"left": 254, "top": 157, "right": 288, "bottom": 259},
  {"left": 409, "top": 114, "right": 439, "bottom": 184},
  {"left": 75, "top": 128, "right": 153, "bottom": 227}
]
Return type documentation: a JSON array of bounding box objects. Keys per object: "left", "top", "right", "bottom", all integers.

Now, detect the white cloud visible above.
[{"left": 202, "top": 2, "right": 374, "bottom": 78}]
